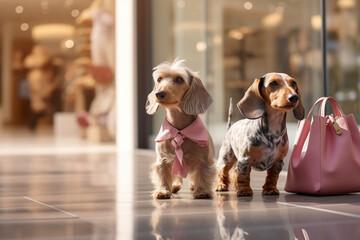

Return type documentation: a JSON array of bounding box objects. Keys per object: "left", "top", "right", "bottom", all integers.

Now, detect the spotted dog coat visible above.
[{"left": 215, "top": 73, "right": 305, "bottom": 196}]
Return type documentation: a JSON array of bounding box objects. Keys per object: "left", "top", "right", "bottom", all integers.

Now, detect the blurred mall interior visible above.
[
  {"left": 0, "top": 0, "right": 360, "bottom": 239},
  {"left": 0, "top": 0, "right": 117, "bottom": 150},
  {"left": 0, "top": 0, "right": 360, "bottom": 149}
]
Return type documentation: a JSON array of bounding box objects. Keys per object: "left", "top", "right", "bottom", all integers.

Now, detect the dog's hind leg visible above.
[{"left": 215, "top": 149, "right": 237, "bottom": 192}]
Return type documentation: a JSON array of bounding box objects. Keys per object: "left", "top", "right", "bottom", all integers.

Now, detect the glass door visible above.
[{"left": 326, "top": 0, "right": 360, "bottom": 121}]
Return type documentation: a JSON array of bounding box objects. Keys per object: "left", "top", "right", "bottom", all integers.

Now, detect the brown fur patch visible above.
[
  {"left": 232, "top": 169, "right": 253, "bottom": 197},
  {"left": 246, "top": 146, "right": 264, "bottom": 163},
  {"left": 215, "top": 156, "right": 237, "bottom": 191}
]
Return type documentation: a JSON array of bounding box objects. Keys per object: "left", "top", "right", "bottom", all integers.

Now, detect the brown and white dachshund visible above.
[
  {"left": 215, "top": 73, "right": 305, "bottom": 196},
  {"left": 146, "top": 58, "right": 216, "bottom": 199}
]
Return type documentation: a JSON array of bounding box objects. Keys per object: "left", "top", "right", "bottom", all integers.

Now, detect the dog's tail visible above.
[{"left": 226, "top": 98, "right": 233, "bottom": 131}]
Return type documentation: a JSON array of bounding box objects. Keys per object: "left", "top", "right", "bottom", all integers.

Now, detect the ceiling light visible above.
[
  {"left": 15, "top": 5, "right": 24, "bottom": 14},
  {"left": 32, "top": 24, "right": 75, "bottom": 40},
  {"left": 244, "top": 2, "right": 253, "bottom": 10},
  {"left": 262, "top": 12, "right": 283, "bottom": 28},
  {"left": 64, "top": 39, "right": 75, "bottom": 49},
  {"left": 337, "top": 0, "right": 355, "bottom": 9},
  {"left": 237, "top": 27, "right": 255, "bottom": 34},
  {"left": 196, "top": 42, "right": 207, "bottom": 52},
  {"left": 229, "top": 30, "right": 244, "bottom": 40},
  {"left": 311, "top": 15, "right": 322, "bottom": 30},
  {"left": 71, "top": 9, "right": 80, "bottom": 18},
  {"left": 20, "top": 23, "right": 29, "bottom": 32}
]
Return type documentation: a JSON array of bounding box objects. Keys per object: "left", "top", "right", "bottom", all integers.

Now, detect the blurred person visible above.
[{"left": 24, "top": 45, "right": 58, "bottom": 130}]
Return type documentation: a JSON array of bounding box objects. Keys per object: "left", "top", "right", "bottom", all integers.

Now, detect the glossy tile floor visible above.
[{"left": 0, "top": 132, "right": 360, "bottom": 239}]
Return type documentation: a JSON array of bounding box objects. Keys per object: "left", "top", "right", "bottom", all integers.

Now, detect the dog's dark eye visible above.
[
  {"left": 269, "top": 81, "right": 278, "bottom": 87},
  {"left": 291, "top": 81, "right": 297, "bottom": 88},
  {"left": 157, "top": 77, "right": 162, "bottom": 83},
  {"left": 174, "top": 77, "right": 184, "bottom": 84}
]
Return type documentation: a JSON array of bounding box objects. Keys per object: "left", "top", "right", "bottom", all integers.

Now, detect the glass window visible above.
[
  {"left": 151, "top": 0, "right": 324, "bottom": 149},
  {"left": 206, "top": 0, "right": 323, "bottom": 145},
  {"left": 327, "top": 0, "right": 360, "bottom": 121}
]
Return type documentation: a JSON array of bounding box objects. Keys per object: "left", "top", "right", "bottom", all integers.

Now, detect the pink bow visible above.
[{"left": 155, "top": 117, "right": 209, "bottom": 178}]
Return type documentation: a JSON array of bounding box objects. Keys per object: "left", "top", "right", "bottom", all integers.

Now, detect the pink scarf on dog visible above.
[{"left": 155, "top": 116, "right": 208, "bottom": 178}]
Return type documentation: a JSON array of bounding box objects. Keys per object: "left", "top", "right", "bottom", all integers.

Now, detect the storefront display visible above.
[{"left": 0, "top": 0, "right": 116, "bottom": 142}]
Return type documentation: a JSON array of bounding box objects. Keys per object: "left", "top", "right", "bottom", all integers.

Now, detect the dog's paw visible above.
[
  {"left": 153, "top": 189, "right": 172, "bottom": 199},
  {"left": 194, "top": 192, "right": 213, "bottom": 199},
  {"left": 193, "top": 188, "right": 213, "bottom": 199},
  {"left": 237, "top": 188, "right": 253, "bottom": 197},
  {"left": 215, "top": 183, "right": 229, "bottom": 192},
  {"left": 171, "top": 184, "right": 181, "bottom": 194},
  {"left": 262, "top": 187, "right": 280, "bottom": 195}
]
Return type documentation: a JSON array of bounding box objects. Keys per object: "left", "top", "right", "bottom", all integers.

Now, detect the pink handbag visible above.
[{"left": 285, "top": 97, "right": 360, "bottom": 195}]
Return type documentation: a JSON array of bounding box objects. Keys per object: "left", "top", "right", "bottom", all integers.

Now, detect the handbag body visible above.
[{"left": 285, "top": 97, "right": 360, "bottom": 195}]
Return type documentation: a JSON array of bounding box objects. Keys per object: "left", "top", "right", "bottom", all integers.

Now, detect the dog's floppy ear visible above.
[
  {"left": 237, "top": 77, "right": 265, "bottom": 119},
  {"left": 293, "top": 91, "right": 305, "bottom": 120},
  {"left": 182, "top": 70, "right": 213, "bottom": 115},
  {"left": 145, "top": 86, "right": 159, "bottom": 115}
]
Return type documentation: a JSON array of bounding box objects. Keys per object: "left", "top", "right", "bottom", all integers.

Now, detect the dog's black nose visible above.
[
  {"left": 288, "top": 94, "right": 299, "bottom": 103},
  {"left": 155, "top": 91, "right": 167, "bottom": 100}
]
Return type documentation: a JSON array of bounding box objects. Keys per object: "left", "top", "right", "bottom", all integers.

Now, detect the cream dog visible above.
[{"left": 146, "top": 58, "right": 215, "bottom": 199}]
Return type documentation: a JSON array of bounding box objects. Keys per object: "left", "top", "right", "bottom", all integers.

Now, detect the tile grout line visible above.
[
  {"left": 278, "top": 201, "right": 360, "bottom": 219},
  {"left": 0, "top": 217, "right": 78, "bottom": 224},
  {"left": 23, "top": 196, "right": 79, "bottom": 218}
]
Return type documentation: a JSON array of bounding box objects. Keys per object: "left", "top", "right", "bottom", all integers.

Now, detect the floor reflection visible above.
[
  {"left": 1, "top": 149, "right": 360, "bottom": 239},
  {"left": 215, "top": 193, "right": 250, "bottom": 240},
  {"left": 214, "top": 192, "right": 290, "bottom": 240},
  {"left": 150, "top": 198, "right": 218, "bottom": 239},
  {"left": 283, "top": 194, "right": 360, "bottom": 240}
]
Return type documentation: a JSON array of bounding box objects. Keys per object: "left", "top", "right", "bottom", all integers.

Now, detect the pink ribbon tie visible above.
[
  {"left": 171, "top": 133, "right": 186, "bottom": 177},
  {"left": 155, "top": 117, "right": 208, "bottom": 178}
]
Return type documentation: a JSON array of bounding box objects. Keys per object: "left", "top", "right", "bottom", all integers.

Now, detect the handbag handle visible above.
[
  {"left": 306, "top": 97, "right": 344, "bottom": 120},
  {"left": 320, "top": 97, "right": 344, "bottom": 117},
  {"left": 305, "top": 97, "right": 326, "bottom": 120}
]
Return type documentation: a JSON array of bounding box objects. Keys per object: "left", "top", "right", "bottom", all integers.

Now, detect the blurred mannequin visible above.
[
  {"left": 91, "top": 0, "right": 114, "bottom": 68},
  {"left": 24, "top": 45, "right": 57, "bottom": 130},
  {"left": 80, "top": 0, "right": 116, "bottom": 140}
]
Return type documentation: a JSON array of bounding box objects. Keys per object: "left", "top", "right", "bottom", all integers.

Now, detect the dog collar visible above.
[{"left": 155, "top": 116, "right": 208, "bottom": 178}]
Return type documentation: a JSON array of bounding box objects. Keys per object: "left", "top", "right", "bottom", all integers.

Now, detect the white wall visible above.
[
  {"left": 115, "top": 0, "right": 136, "bottom": 239},
  {"left": 115, "top": 0, "right": 136, "bottom": 150}
]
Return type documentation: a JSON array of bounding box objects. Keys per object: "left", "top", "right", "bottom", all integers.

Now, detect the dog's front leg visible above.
[
  {"left": 189, "top": 158, "right": 215, "bottom": 199},
  {"left": 151, "top": 157, "right": 173, "bottom": 199},
  {"left": 233, "top": 161, "right": 253, "bottom": 197},
  {"left": 262, "top": 159, "right": 284, "bottom": 195},
  {"left": 171, "top": 176, "right": 182, "bottom": 194}
]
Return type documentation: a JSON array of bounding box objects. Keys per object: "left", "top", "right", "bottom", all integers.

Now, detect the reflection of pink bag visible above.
[{"left": 285, "top": 97, "right": 360, "bottom": 195}]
